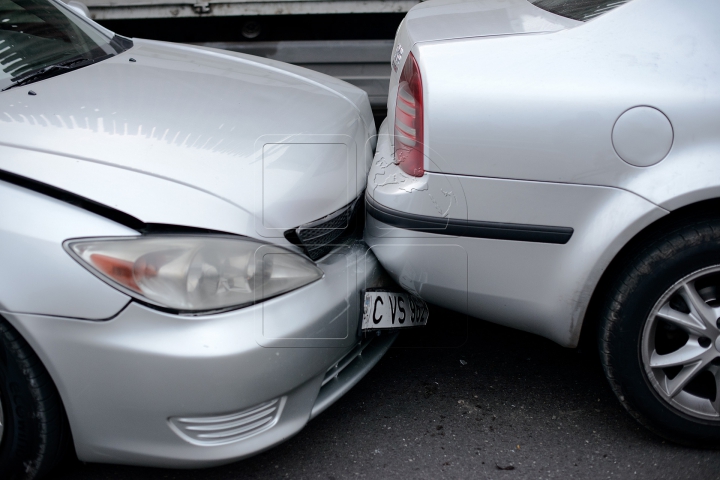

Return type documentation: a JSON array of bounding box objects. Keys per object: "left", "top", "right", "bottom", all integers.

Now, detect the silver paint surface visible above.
[
  {"left": 0, "top": 16, "right": 393, "bottom": 468},
  {"left": 368, "top": 0, "right": 719, "bottom": 347},
  {"left": 1, "top": 187, "right": 393, "bottom": 467},
  {"left": 0, "top": 38, "right": 376, "bottom": 240}
]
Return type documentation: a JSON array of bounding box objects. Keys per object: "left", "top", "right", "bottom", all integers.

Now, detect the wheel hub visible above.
[{"left": 642, "top": 266, "right": 720, "bottom": 420}]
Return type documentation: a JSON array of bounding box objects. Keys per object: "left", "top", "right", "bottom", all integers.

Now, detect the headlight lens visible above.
[{"left": 65, "top": 236, "right": 323, "bottom": 313}]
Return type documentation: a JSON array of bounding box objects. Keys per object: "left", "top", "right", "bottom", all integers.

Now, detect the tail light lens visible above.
[{"left": 394, "top": 52, "right": 424, "bottom": 177}]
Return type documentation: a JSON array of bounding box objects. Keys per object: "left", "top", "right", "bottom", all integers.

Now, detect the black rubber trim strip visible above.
[
  {"left": 0, "top": 169, "right": 145, "bottom": 230},
  {"left": 110, "top": 34, "right": 134, "bottom": 52},
  {"left": 0, "top": 169, "right": 227, "bottom": 236},
  {"left": 365, "top": 193, "right": 573, "bottom": 245}
]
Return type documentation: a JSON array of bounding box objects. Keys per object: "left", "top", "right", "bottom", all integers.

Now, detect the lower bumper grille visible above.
[
  {"left": 322, "top": 336, "right": 374, "bottom": 387},
  {"left": 169, "top": 397, "right": 286, "bottom": 446},
  {"left": 310, "top": 332, "right": 397, "bottom": 419}
]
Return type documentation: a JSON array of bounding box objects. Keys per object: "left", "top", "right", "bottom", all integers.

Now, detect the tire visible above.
[
  {"left": 599, "top": 218, "right": 720, "bottom": 447},
  {"left": 0, "top": 316, "right": 72, "bottom": 479}
]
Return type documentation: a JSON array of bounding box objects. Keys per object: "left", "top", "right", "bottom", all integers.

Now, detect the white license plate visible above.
[{"left": 361, "top": 291, "right": 429, "bottom": 331}]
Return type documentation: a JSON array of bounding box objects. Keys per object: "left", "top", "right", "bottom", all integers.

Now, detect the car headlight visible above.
[{"left": 64, "top": 235, "right": 323, "bottom": 313}]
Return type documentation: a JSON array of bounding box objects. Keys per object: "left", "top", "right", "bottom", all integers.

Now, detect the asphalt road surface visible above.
[{"left": 56, "top": 306, "right": 720, "bottom": 480}]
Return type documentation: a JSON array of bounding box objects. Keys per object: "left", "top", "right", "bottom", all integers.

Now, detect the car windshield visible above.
[
  {"left": 0, "top": 0, "right": 130, "bottom": 90},
  {"left": 528, "top": 0, "right": 632, "bottom": 21}
]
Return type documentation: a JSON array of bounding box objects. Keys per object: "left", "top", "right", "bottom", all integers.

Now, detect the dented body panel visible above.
[
  {"left": 366, "top": 124, "right": 667, "bottom": 346},
  {"left": 2, "top": 186, "right": 393, "bottom": 465}
]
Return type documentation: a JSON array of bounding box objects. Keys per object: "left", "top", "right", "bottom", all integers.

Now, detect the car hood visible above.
[{"left": 0, "top": 39, "right": 375, "bottom": 242}]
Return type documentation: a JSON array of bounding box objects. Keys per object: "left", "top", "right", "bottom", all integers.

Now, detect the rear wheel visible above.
[
  {"left": 0, "top": 317, "right": 72, "bottom": 479},
  {"left": 600, "top": 220, "right": 720, "bottom": 447}
]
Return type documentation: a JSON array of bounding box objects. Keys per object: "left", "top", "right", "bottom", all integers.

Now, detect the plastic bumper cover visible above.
[{"left": 3, "top": 242, "right": 397, "bottom": 468}]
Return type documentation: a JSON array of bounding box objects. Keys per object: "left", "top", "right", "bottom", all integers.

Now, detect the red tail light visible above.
[{"left": 394, "top": 52, "right": 424, "bottom": 177}]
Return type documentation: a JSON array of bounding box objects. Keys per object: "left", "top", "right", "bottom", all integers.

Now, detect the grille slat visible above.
[
  {"left": 169, "top": 397, "right": 286, "bottom": 446},
  {"left": 195, "top": 417, "right": 275, "bottom": 440},
  {"left": 285, "top": 197, "right": 362, "bottom": 261},
  {"left": 322, "top": 336, "right": 374, "bottom": 387},
  {"left": 176, "top": 398, "right": 279, "bottom": 425},
  {"left": 183, "top": 405, "right": 279, "bottom": 432}
]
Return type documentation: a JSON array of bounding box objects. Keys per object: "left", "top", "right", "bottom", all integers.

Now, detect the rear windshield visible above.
[{"left": 528, "top": 0, "right": 631, "bottom": 21}]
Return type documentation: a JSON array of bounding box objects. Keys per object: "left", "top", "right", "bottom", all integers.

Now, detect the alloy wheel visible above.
[{"left": 642, "top": 265, "right": 720, "bottom": 420}]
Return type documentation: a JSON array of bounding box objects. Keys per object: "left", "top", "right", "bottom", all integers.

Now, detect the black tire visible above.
[
  {"left": 599, "top": 218, "right": 720, "bottom": 447},
  {"left": 0, "top": 316, "right": 72, "bottom": 479}
]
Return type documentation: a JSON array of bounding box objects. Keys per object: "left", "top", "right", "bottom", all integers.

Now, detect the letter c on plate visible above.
[{"left": 373, "top": 296, "right": 384, "bottom": 324}]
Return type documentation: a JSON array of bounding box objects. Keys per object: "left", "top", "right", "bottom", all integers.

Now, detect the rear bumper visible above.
[
  {"left": 365, "top": 127, "right": 668, "bottom": 347},
  {"left": 4, "top": 242, "right": 396, "bottom": 468}
]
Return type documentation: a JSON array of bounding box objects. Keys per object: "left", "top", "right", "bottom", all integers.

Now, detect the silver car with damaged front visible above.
[{"left": 0, "top": 0, "right": 399, "bottom": 477}]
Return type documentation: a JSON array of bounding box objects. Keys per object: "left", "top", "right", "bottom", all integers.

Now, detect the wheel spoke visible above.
[
  {"left": 680, "top": 283, "right": 718, "bottom": 331},
  {"left": 656, "top": 303, "right": 707, "bottom": 335},
  {"left": 710, "top": 365, "right": 720, "bottom": 415},
  {"left": 650, "top": 340, "right": 709, "bottom": 368},
  {"left": 664, "top": 360, "right": 707, "bottom": 397}
]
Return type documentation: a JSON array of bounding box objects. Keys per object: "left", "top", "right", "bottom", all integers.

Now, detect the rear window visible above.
[{"left": 528, "top": 0, "right": 631, "bottom": 21}]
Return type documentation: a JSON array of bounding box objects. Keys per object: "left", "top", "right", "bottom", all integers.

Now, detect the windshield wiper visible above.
[{"left": 1, "top": 53, "right": 115, "bottom": 92}]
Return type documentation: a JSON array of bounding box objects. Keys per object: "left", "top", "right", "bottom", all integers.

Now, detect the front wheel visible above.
[
  {"left": 0, "top": 317, "right": 72, "bottom": 479},
  {"left": 600, "top": 220, "right": 720, "bottom": 447}
]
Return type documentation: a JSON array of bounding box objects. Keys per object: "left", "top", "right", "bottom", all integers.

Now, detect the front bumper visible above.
[{"left": 4, "top": 241, "right": 395, "bottom": 468}]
